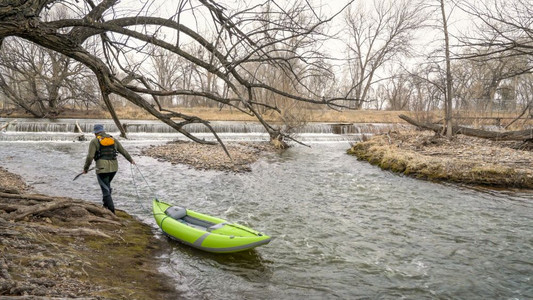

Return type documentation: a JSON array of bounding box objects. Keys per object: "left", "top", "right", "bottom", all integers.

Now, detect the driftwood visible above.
[
  {"left": 75, "top": 120, "right": 84, "bottom": 133},
  {"left": 0, "top": 203, "right": 20, "bottom": 213},
  {"left": 72, "top": 215, "right": 122, "bottom": 226},
  {"left": 0, "top": 119, "right": 16, "bottom": 131},
  {"left": 399, "top": 114, "right": 533, "bottom": 141},
  {"left": 74, "top": 120, "right": 87, "bottom": 141}
]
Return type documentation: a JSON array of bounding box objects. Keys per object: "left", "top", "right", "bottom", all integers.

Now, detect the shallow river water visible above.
[{"left": 0, "top": 129, "right": 531, "bottom": 299}]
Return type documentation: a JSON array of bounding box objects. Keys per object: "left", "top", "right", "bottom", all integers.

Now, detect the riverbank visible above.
[
  {"left": 348, "top": 131, "right": 533, "bottom": 189},
  {"left": 0, "top": 167, "right": 179, "bottom": 299}
]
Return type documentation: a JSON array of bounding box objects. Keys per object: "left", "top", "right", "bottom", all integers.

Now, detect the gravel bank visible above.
[{"left": 142, "top": 141, "right": 279, "bottom": 172}]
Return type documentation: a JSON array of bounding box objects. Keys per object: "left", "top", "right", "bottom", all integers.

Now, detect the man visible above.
[{"left": 83, "top": 124, "right": 135, "bottom": 214}]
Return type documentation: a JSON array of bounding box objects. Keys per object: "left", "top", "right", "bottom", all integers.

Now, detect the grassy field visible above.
[{"left": 1, "top": 106, "right": 416, "bottom": 123}]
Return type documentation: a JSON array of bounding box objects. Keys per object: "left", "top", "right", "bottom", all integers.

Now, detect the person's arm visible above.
[
  {"left": 83, "top": 140, "right": 97, "bottom": 172},
  {"left": 115, "top": 140, "right": 135, "bottom": 164}
]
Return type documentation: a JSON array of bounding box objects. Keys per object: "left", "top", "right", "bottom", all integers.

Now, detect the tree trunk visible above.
[
  {"left": 440, "top": 0, "right": 453, "bottom": 138},
  {"left": 399, "top": 114, "right": 533, "bottom": 141}
]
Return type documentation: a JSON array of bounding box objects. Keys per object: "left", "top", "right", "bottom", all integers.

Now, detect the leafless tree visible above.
[
  {"left": 0, "top": 0, "right": 356, "bottom": 149},
  {"left": 439, "top": 0, "right": 454, "bottom": 137},
  {"left": 506, "top": 73, "right": 533, "bottom": 128},
  {"left": 377, "top": 71, "right": 415, "bottom": 111},
  {"left": 452, "top": 50, "right": 528, "bottom": 112},
  {"left": 342, "top": 0, "right": 423, "bottom": 109},
  {"left": 454, "top": 0, "right": 532, "bottom": 76},
  {"left": 0, "top": 37, "right": 99, "bottom": 117},
  {"left": 148, "top": 47, "right": 182, "bottom": 107},
  {"left": 452, "top": 0, "right": 532, "bottom": 127}
]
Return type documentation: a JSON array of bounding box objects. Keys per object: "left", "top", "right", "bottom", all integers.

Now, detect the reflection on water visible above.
[{"left": 0, "top": 138, "right": 531, "bottom": 300}]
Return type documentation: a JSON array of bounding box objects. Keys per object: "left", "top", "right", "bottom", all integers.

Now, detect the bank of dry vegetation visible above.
[
  {"left": 1, "top": 107, "right": 415, "bottom": 124},
  {"left": 0, "top": 167, "right": 179, "bottom": 299},
  {"left": 348, "top": 131, "right": 533, "bottom": 189}
]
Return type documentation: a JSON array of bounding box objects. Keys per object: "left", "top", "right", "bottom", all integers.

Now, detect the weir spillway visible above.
[{"left": 0, "top": 118, "right": 409, "bottom": 142}]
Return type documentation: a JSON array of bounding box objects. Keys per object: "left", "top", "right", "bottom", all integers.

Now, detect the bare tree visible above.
[
  {"left": 379, "top": 72, "right": 414, "bottom": 111},
  {"left": 148, "top": 47, "right": 182, "bottom": 107},
  {"left": 343, "top": 0, "right": 423, "bottom": 109},
  {"left": 439, "top": 0, "right": 454, "bottom": 137},
  {"left": 452, "top": 50, "right": 528, "bottom": 112},
  {"left": 452, "top": 0, "right": 532, "bottom": 127},
  {"left": 0, "top": 0, "right": 356, "bottom": 149},
  {"left": 454, "top": 0, "right": 533, "bottom": 75},
  {"left": 506, "top": 73, "right": 533, "bottom": 128},
  {"left": 399, "top": 1, "right": 457, "bottom": 136},
  {"left": 0, "top": 37, "right": 99, "bottom": 117}
]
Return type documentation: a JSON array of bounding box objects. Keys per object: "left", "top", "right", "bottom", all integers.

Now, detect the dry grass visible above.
[
  {"left": 111, "top": 106, "right": 414, "bottom": 123},
  {"left": 0, "top": 105, "right": 414, "bottom": 123},
  {"left": 2, "top": 106, "right": 530, "bottom": 129},
  {"left": 348, "top": 131, "right": 533, "bottom": 189}
]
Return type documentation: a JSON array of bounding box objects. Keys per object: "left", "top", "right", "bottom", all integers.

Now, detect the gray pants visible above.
[{"left": 97, "top": 172, "right": 116, "bottom": 213}]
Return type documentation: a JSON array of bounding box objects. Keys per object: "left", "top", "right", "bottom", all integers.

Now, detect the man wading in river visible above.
[{"left": 83, "top": 124, "right": 135, "bottom": 214}]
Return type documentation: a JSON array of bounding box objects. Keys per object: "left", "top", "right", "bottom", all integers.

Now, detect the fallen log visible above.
[
  {"left": 0, "top": 119, "right": 16, "bottom": 131},
  {"left": 399, "top": 114, "right": 533, "bottom": 141}
]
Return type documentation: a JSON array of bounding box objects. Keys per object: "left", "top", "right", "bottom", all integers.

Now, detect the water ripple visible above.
[{"left": 0, "top": 140, "right": 531, "bottom": 299}]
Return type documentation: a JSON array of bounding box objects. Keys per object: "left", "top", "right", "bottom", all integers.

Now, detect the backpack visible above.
[{"left": 95, "top": 135, "right": 117, "bottom": 160}]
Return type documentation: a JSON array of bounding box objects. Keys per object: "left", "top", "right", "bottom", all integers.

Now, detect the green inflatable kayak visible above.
[{"left": 152, "top": 199, "right": 271, "bottom": 253}]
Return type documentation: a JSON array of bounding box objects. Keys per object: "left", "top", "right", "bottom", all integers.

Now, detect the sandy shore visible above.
[
  {"left": 0, "top": 167, "right": 179, "bottom": 299},
  {"left": 348, "top": 131, "right": 533, "bottom": 189}
]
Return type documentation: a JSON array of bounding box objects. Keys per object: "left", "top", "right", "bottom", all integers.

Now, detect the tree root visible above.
[
  {"left": 10, "top": 200, "right": 72, "bottom": 221},
  {"left": 72, "top": 216, "right": 122, "bottom": 226},
  {"left": 84, "top": 205, "right": 120, "bottom": 221},
  {"left": 0, "top": 296, "right": 97, "bottom": 300},
  {"left": 1, "top": 192, "right": 120, "bottom": 224},
  {"left": 25, "top": 223, "right": 113, "bottom": 238},
  {"left": 0, "top": 192, "right": 59, "bottom": 202}
]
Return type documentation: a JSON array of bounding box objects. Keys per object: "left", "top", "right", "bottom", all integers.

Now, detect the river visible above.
[{"left": 0, "top": 119, "right": 531, "bottom": 299}]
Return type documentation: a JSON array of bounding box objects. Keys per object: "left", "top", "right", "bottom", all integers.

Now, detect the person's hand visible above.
[
  {"left": 131, "top": 160, "right": 136, "bottom": 165},
  {"left": 82, "top": 170, "right": 87, "bottom": 174}
]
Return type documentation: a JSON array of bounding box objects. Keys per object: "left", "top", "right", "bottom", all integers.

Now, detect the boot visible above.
[{"left": 103, "top": 195, "right": 115, "bottom": 214}]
